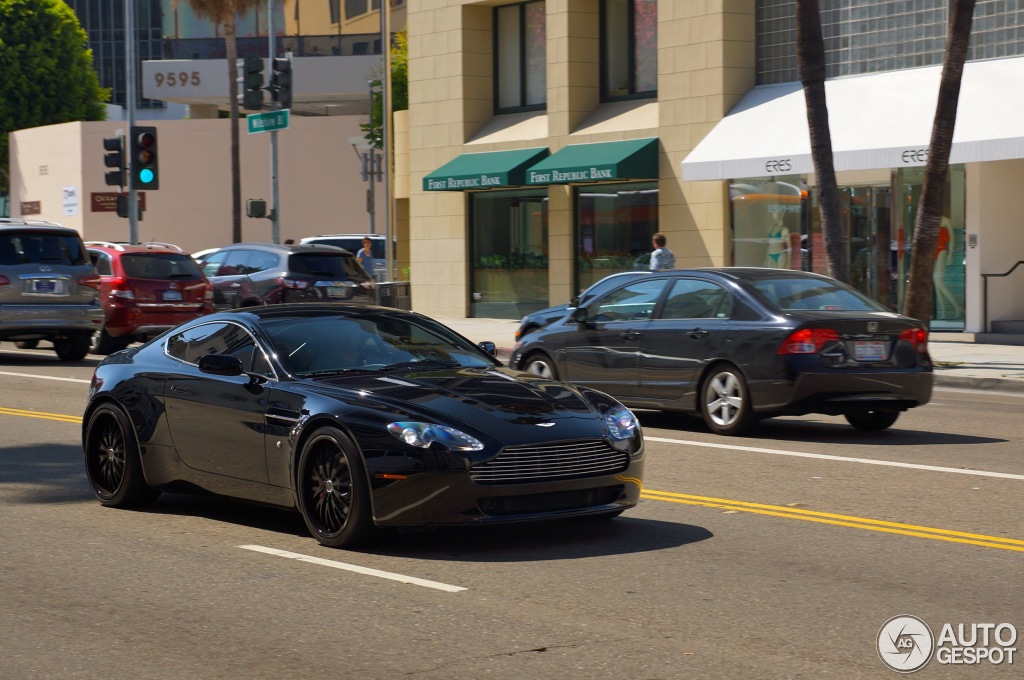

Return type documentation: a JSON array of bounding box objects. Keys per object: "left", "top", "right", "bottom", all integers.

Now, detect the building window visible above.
[
  {"left": 601, "top": 0, "right": 656, "bottom": 100},
  {"left": 575, "top": 181, "right": 658, "bottom": 290},
  {"left": 470, "top": 190, "right": 549, "bottom": 319},
  {"left": 494, "top": 2, "right": 546, "bottom": 113}
]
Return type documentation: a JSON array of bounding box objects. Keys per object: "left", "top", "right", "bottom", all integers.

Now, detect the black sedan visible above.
[
  {"left": 82, "top": 304, "right": 644, "bottom": 548},
  {"left": 510, "top": 268, "right": 933, "bottom": 435}
]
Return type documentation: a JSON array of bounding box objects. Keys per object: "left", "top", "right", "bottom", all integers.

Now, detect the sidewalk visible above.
[{"left": 435, "top": 318, "right": 1024, "bottom": 394}]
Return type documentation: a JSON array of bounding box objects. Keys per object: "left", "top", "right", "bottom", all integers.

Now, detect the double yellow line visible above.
[
  {"left": 0, "top": 406, "right": 81, "bottom": 424},
  {"left": 642, "top": 489, "right": 1024, "bottom": 553},
  {"left": 2, "top": 407, "right": 1021, "bottom": 553}
]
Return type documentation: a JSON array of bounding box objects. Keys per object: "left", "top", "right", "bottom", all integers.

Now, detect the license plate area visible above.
[
  {"left": 26, "top": 278, "right": 66, "bottom": 295},
  {"left": 161, "top": 290, "right": 182, "bottom": 301},
  {"left": 854, "top": 340, "right": 887, "bottom": 362},
  {"left": 316, "top": 281, "right": 356, "bottom": 299}
]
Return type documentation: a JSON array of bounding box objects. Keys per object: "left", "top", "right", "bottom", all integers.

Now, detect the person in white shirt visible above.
[{"left": 650, "top": 233, "right": 676, "bottom": 270}]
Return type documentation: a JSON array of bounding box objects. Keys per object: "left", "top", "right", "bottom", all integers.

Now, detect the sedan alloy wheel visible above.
[
  {"left": 523, "top": 352, "right": 558, "bottom": 380},
  {"left": 701, "top": 364, "right": 756, "bottom": 436},
  {"left": 297, "top": 427, "right": 372, "bottom": 548}
]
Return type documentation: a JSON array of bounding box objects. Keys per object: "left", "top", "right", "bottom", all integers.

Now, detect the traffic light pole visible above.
[
  {"left": 125, "top": 0, "right": 139, "bottom": 242},
  {"left": 269, "top": 0, "right": 281, "bottom": 245}
]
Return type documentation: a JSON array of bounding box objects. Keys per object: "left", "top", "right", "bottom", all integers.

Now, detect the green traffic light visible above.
[{"left": 139, "top": 169, "right": 154, "bottom": 184}]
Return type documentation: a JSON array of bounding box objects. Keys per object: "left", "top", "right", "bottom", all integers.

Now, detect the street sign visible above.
[{"left": 247, "top": 109, "right": 290, "bottom": 134}]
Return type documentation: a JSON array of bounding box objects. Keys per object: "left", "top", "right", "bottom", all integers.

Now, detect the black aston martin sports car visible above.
[{"left": 82, "top": 304, "right": 644, "bottom": 548}]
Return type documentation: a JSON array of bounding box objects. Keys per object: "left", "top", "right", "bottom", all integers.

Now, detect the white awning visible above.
[{"left": 681, "top": 56, "right": 1024, "bottom": 181}]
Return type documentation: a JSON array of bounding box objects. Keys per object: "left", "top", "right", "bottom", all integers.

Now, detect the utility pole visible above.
[
  {"left": 269, "top": 0, "right": 281, "bottom": 244},
  {"left": 125, "top": 0, "right": 138, "bottom": 242},
  {"left": 380, "top": 0, "right": 393, "bottom": 280}
]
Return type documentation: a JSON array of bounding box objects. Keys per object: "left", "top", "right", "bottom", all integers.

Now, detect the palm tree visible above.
[
  {"left": 794, "top": 0, "right": 847, "bottom": 282},
  {"left": 176, "top": 0, "right": 263, "bottom": 243},
  {"left": 903, "top": 0, "right": 977, "bottom": 325}
]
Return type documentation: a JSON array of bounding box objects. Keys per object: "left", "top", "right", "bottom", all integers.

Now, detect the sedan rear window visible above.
[
  {"left": 121, "top": 253, "right": 203, "bottom": 280},
  {"left": 288, "top": 253, "right": 366, "bottom": 279},
  {"left": 750, "top": 277, "right": 888, "bottom": 312}
]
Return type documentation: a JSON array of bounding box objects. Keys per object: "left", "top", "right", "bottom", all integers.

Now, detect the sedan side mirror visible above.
[
  {"left": 477, "top": 341, "right": 497, "bottom": 357},
  {"left": 198, "top": 354, "right": 244, "bottom": 377},
  {"left": 571, "top": 307, "right": 589, "bottom": 324}
]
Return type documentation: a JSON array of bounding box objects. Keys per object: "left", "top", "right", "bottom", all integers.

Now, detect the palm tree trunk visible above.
[
  {"left": 225, "top": 22, "right": 242, "bottom": 243},
  {"left": 903, "top": 0, "right": 976, "bottom": 325},
  {"left": 795, "top": 0, "right": 847, "bottom": 282}
]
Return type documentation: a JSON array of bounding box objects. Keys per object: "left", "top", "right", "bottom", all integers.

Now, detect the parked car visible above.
[
  {"left": 299, "top": 234, "right": 395, "bottom": 280},
  {"left": 516, "top": 270, "right": 651, "bottom": 341},
  {"left": 85, "top": 241, "right": 215, "bottom": 355},
  {"left": 510, "top": 267, "right": 933, "bottom": 435},
  {"left": 81, "top": 303, "right": 644, "bottom": 548},
  {"left": 196, "top": 242, "right": 375, "bottom": 310},
  {"left": 0, "top": 218, "right": 103, "bottom": 361}
]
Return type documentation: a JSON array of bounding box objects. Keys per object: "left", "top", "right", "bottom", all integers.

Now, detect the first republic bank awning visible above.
[{"left": 681, "top": 56, "right": 1024, "bottom": 181}]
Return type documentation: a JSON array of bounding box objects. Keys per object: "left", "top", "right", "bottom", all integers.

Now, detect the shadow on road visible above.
[{"left": 637, "top": 410, "right": 1007, "bottom": 446}]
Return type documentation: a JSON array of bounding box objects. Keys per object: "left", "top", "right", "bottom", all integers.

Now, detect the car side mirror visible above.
[
  {"left": 477, "top": 341, "right": 497, "bottom": 357},
  {"left": 198, "top": 354, "right": 244, "bottom": 377},
  {"left": 571, "top": 307, "right": 589, "bottom": 324}
]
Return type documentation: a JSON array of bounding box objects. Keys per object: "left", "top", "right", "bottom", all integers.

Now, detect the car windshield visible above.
[
  {"left": 261, "top": 314, "right": 495, "bottom": 376},
  {"left": 288, "top": 253, "right": 365, "bottom": 278},
  {"left": 748, "top": 276, "right": 889, "bottom": 312},
  {"left": 121, "top": 253, "right": 203, "bottom": 279}
]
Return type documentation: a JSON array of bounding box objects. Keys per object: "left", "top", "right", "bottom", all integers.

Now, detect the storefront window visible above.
[
  {"left": 469, "top": 190, "right": 548, "bottom": 319},
  {"left": 575, "top": 181, "right": 658, "bottom": 291},
  {"left": 729, "top": 180, "right": 807, "bottom": 270}
]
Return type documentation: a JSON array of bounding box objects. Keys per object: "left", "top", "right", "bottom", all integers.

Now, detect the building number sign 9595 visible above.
[{"left": 153, "top": 71, "right": 201, "bottom": 87}]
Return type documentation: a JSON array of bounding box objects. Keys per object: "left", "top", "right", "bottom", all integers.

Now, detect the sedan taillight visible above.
[
  {"left": 778, "top": 328, "right": 840, "bottom": 354},
  {"left": 277, "top": 277, "right": 311, "bottom": 290},
  {"left": 0, "top": 275, "right": 9, "bottom": 286},
  {"left": 899, "top": 327, "right": 928, "bottom": 353},
  {"left": 77, "top": 274, "right": 102, "bottom": 290}
]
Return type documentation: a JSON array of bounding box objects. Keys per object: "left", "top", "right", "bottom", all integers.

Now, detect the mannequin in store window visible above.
[
  {"left": 933, "top": 217, "right": 961, "bottom": 319},
  {"left": 764, "top": 210, "right": 790, "bottom": 269}
]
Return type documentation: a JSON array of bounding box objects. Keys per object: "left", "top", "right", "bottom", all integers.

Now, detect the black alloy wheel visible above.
[
  {"left": 845, "top": 408, "right": 900, "bottom": 431},
  {"left": 296, "top": 427, "right": 372, "bottom": 548},
  {"left": 83, "top": 404, "right": 160, "bottom": 507},
  {"left": 54, "top": 333, "right": 91, "bottom": 362},
  {"left": 700, "top": 363, "right": 757, "bottom": 436},
  {"left": 522, "top": 352, "right": 559, "bottom": 380}
]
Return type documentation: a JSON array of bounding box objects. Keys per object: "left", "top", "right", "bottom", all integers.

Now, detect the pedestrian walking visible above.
[{"left": 650, "top": 233, "right": 676, "bottom": 270}]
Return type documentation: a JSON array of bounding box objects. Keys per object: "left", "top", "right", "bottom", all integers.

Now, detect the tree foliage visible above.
[
  {"left": 362, "top": 29, "right": 408, "bottom": 150},
  {"left": 0, "top": 0, "right": 108, "bottom": 192}
]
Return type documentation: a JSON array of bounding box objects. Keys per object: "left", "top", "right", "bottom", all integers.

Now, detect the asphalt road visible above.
[{"left": 1, "top": 346, "right": 1021, "bottom": 679}]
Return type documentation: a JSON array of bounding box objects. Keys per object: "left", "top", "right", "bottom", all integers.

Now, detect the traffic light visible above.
[
  {"left": 271, "top": 56, "right": 293, "bottom": 109},
  {"left": 237, "top": 56, "right": 264, "bottom": 110},
  {"left": 103, "top": 133, "right": 126, "bottom": 187},
  {"left": 130, "top": 126, "right": 159, "bottom": 190}
]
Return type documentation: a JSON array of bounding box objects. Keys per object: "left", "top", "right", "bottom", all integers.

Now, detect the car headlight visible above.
[
  {"left": 387, "top": 422, "right": 484, "bottom": 451},
  {"left": 604, "top": 405, "right": 638, "bottom": 440}
]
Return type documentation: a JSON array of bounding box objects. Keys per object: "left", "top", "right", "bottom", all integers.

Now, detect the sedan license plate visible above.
[
  {"left": 326, "top": 286, "right": 352, "bottom": 299},
  {"left": 162, "top": 290, "right": 182, "bottom": 301},
  {"left": 854, "top": 341, "right": 886, "bottom": 361}
]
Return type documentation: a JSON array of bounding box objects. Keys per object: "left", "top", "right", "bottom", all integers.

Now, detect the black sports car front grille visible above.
[{"left": 471, "top": 439, "right": 629, "bottom": 485}]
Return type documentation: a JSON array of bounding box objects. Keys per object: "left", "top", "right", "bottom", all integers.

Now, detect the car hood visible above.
[{"left": 303, "top": 366, "right": 612, "bottom": 445}]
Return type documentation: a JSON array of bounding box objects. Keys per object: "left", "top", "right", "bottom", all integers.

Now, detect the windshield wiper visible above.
[
  {"left": 380, "top": 359, "right": 461, "bottom": 371},
  {"left": 297, "top": 367, "right": 378, "bottom": 377}
]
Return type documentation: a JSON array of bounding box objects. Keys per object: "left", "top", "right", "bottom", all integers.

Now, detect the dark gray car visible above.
[{"left": 0, "top": 219, "right": 103, "bottom": 361}]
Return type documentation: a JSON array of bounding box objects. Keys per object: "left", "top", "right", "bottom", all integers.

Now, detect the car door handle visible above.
[
  {"left": 169, "top": 384, "right": 191, "bottom": 394},
  {"left": 620, "top": 331, "right": 642, "bottom": 340},
  {"left": 688, "top": 329, "right": 709, "bottom": 339}
]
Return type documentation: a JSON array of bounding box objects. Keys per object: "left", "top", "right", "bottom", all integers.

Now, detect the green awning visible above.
[
  {"left": 525, "top": 137, "right": 659, "bottom": 185},
  {"left": 423, "top": 147, "right": 549, "bottom": 191}
]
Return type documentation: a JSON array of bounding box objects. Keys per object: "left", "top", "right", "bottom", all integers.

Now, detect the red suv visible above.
[{"left": 85, "top": 242, "right": 215, "bottom": 354}]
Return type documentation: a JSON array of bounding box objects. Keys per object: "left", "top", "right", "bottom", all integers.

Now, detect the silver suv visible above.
[{"left": 0, "top": 219, "right": 104, "bottom": 361}]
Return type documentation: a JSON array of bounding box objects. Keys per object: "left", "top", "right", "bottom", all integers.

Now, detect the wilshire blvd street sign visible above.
[{"left": 247, "top": 109, "right": 290, "bottom": 134}]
